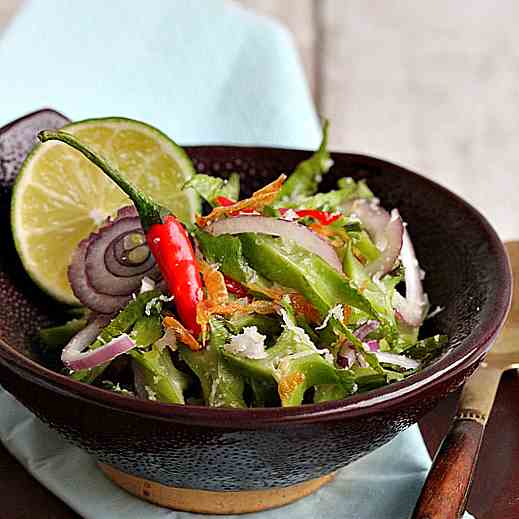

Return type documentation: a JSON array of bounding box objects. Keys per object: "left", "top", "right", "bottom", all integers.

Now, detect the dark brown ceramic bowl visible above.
[{"left": 0, "top": 110, "right": 511, "bottom": 510}]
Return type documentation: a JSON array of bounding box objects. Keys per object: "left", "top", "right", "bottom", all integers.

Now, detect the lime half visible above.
[{"left": 11, "top": 117, "right": 199, "bottom": 304}]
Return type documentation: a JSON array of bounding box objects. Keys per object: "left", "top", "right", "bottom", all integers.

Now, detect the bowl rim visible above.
[{"left": 0, "top": 145, "right": 512, "bottom": 428}]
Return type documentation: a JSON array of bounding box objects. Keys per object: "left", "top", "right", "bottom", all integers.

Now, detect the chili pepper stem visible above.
[
  {"left": 38, "top": 130, "right": 162, "bottom": 230},
  {"left": 38, "top": 129, "right": 203, "bottom": 336}
]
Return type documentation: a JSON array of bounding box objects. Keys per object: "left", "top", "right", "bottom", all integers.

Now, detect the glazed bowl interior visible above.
[{"left": 0, "top": 109, "right": 511, "bottom": 427}]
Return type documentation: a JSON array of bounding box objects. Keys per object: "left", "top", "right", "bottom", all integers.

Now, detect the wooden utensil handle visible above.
[{"left": 411, "top": 417, "right": 484, "bottom": 519}]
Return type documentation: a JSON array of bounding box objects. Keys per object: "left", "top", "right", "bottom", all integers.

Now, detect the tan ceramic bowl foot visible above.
[{"left": 99, "top": 463, "right": 335, "bottom": 514}]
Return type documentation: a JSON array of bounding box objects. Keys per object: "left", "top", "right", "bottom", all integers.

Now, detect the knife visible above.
[{"left": 411, "top": 241, "right": 518, "bottom": 518}]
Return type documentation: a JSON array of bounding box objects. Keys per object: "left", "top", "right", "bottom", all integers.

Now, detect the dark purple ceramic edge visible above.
[
  {"left": 0, "top": 120, "right": 511, "bottom": 427},
  {"left": 0, "top": 108, "right": 69, "bottom": 133}
]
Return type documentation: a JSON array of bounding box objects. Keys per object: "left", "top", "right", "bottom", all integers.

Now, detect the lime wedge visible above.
[{"left": 11, "top": 117, "right": 199, "bottom": 304}]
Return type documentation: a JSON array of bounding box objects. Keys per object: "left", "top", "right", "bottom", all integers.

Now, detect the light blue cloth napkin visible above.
[
  {"left": 0, "top": 1, "right": 473, "bottom": 518},
  {"left": 0, "top": 0, "right": 319, "bottom": 148}
]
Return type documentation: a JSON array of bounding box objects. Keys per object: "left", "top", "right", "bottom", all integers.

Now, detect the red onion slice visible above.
[
  {"left": 86, "top": 219, "right": 159, "bottom": 295},
  {"left": 343, "top": 199, "right": 403, "bottom": 276},
  {"left": 353, "top": 320, "right": 379, "bottom": 341},
  {"left": 61, "top": 315, "right": 110, "bottom": 370},
  {"left": 393, "top": 228, "right": 429, "bottom": 326},
  {"left": 68, "top": 236, "right": 130, "bottom": 313},
  {"left": 343, "top": 199, "right": 390, "bottom": 246},
  {"left": 373, "top": 351, "right": 419, "bottom": 370},
  {"left": 365, "top": 210, "right": 403, "bottom": 276},
  {"left": 343, "top": 199, "right": 427, "bottom": 326},
  {"left": 63, "top": 333, "right": 135, "bottom": 372},
  {"left": 365, "top": 339, "right": 380, "bottom": 352},
  {"left": 337, "top": 346, "right": 356, "bottom": 368},
  {"left": 68, "top": 206, "right": 160, "bottom": 314},
  {"left": 337, "top": 320, "right": 379, "bottom": 365},
  {"left": 107, "top": 231, "right": 155, "bottom": 278},
  {"left": 207, "top": 215, "right": 342, "bottom": 273}
]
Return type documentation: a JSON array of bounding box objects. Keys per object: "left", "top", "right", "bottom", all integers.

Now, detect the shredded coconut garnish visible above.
[
  {"left": 426, "top": 306, "right": 444, "bottom": 320},
  {"left": 279, "top": 308, "right": 294, "bottom": 328},
  {"left": 323, "top": 158, "right": 334, "bottom": 170},
  {"left": 316, "top": 304, "right": 344, "bottom": 330},
  {"left": 321, "top": 349, "right": 334, "bottom": 364},
  {"left": 279, "top": 308, "right": 313, "bottom": 343},
  {"left": 144, "top": 385, "right": 157, "bottom": 401},
  {"left": 139, "top": 276, "right": 156, "bottom": 294},
  {"left": 145, "top": 294, "right": 174, "bottom": 316},
  {"left": 280, "top": 208, "right": 299, "bottom": 221},
  {"left": 224, "top": 326, "right": 268, "bottom": 359},
  {"left": 102, "top": 381, "right": 133, "bottom": 396}
]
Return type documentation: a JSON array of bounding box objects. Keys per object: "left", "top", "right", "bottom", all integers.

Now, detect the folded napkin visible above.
[
  {"left": 0, "top": 0, "right": 319, "bottom": 148},
  {"left": 0, "top": 1, "right": 472, "bottom": 518}
]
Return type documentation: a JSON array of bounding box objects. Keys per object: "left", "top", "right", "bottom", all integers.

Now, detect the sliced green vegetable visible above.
[
  {"left": 295, "top": 315, "right": 320, "bottom": 345},
  {"left": 403, "top": 335, "right": 448, "bottom": 364},
  {"left": 249, "top": 378, "right": 279, "bottom": 407},
  {"left": 383, "top": 368, "right": 406, "bottom": 383},
  {"left": 276, "top": 120, "right": 332, "bottom": 201},
  {"left": 130, "top": 345, "right": 190, "bottom": 404},
  {"left": 279, "top": 177, "right": 373, "bottom": 212},
  {"left": 227, "top": 314, "right": 282, "bottom": 339},
  {"left": 72, "top": 290, "right": 161, "bottom": 383},
  {"left": 351, "top": 230, "right": 380, "bottom": 263},
  {"left": 353, "top": 368, "right": 388, "bottom": 391},
  {"left": 132, "top": 314, "right": 163, "bottom": 347},
  {"left": 219, "top": 172, "right": 240, "bottom": 201},
  {"left": 194, "top": 229, "right": 268, "bottom": 288},
  {"left": 38, "top": 318, "right": 87, "bottom": 351},
  {"left": 183, "top": 175, "right": 222, "bottom": 206},
  {"left": 95, "top": 290, "right": 161, "bottom": 347},
  {"left": 337, "top": 177, "right": 374, "bottom": 200},
  {"left": 222, "top": 312, "right": 346, "bottom": 406},
  {"left": 343, "top": 242, "right": 397, "bottom": 325},
  {"left": 239, "top": 233, "right": 378, "bottom": 319},
  {"left": 180, "top": 318, "right": 246, "bottom": 408},
  {"left": 330, "top": 318, "right": 385, "bottom": 374},
  {"left": 184, "top": 172, "right": 240, "bottom": 207},
  {"left": 314, "top": 371, "right": 356, "bottom": 403},
  {"left": 280, "top": 189, "right": 352, "bottom": 211},
  {"left": 277, "top": 350, "right": 340, "bottom": 406}
]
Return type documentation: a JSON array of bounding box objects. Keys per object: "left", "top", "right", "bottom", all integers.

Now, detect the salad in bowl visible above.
[{"left": 24, "top": 120, "right": 446, "bottom": 408}]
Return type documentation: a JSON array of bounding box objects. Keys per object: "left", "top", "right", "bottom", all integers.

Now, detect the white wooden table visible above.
[{"left": 2, "top": 0, "right": 517, "bottom": 240}]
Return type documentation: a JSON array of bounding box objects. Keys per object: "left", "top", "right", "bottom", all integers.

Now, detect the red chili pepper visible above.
[
  {"left": 147, "top": 216, "right": 203, "bottom": 335},
  {"left": 216, "top": 196, "right": 257, "bottom": 216},
  {"left": 279, "top": 208, "right": 341, "bottom": 225},
  {"left": 224, "top": 275, "right": 249, "bottom": 298},
  {"left": 216, "top": 196, "right": 235, "bottom": 207},
  {"left": 38, "top": 130, "right": 204, "bottom": 336}
]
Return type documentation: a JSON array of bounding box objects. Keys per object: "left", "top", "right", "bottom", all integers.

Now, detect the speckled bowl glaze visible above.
[{"left": 0, "top": 110, "right": 511, "bottom": 506}]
